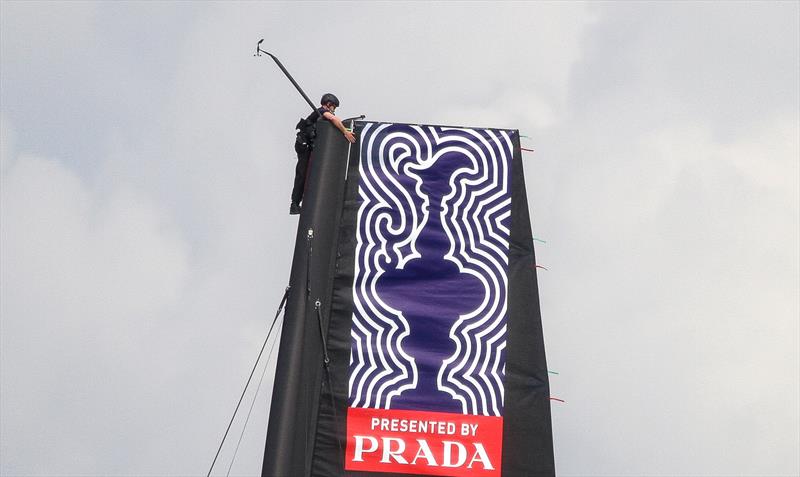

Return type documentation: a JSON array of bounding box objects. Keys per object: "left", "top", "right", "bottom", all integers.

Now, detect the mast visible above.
[{"left": 261, "top": 122, "right": 351, "bottom": 476}]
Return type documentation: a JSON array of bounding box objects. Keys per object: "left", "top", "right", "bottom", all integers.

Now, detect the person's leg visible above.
[{"left": 291, "top": 143, "right": 311, "bottom": 206}]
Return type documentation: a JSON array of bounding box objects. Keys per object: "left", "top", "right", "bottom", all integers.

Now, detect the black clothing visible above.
[
  {"left": 291, "top": 140, "right": 312, "bottom": 205},
  {"left": 295, "top": 107, "right": 327, "bottom": 150},
  {"left": 291, "top": 107, "right": 327, "bottom": 205}
]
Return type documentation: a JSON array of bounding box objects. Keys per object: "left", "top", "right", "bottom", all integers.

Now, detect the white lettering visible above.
[
  {"left": 410, "top": 438, "right": 438, "bottom": 466},
  {"left": 460, "top": 423, "right": 470, "bottom": 436},
  {"left": 352, "top": 435, "right": 378, "bottom": 462},
  {"left": 467, "top": 443, "right": 494, "bottom": 470},
  {"left": 442, "top": 440, "right": 467, "bottom": 467},
  {"left": 470, "top": 423, "right": 478, "bottom": 436},
  {"left": 446, "top": 422, "right": 456, "bottom": 435},
  {"left": 353, "top": 434, "right": 496, "bottom": 471},
  {"left": 370, "top": 417, "right": 380, "bottom": 430},
  {"left": 380, "top": 437, "right": 408, "bottom": 464}
]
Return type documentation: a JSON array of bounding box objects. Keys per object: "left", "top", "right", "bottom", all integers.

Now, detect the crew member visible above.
[{"left": 291, "top": 93, "right": 356, "bottom": 215}]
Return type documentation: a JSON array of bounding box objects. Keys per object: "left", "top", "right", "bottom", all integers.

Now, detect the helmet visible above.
[{"left": 320, "top": 93, "right": 340, "bottom": 107}]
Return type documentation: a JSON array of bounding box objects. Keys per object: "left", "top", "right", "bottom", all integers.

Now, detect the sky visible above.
[{"left": 1, "top": 1, "right": 798, "bottom": 476}]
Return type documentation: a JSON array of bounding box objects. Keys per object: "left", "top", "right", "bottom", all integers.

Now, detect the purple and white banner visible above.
[{"left": 346, "top": 123, "right": 513, "bottom": 475}]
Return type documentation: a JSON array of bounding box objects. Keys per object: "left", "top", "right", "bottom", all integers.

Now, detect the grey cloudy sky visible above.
[{"left": 1, "top": 1, "right": 798, "bottom": 476}]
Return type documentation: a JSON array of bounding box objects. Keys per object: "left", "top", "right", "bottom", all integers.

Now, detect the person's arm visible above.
[{"left": 322, "top": 111, "right": 356, "bottom": 143}]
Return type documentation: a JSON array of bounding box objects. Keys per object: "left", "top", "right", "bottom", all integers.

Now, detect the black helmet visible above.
[{"left": 320, "top": 93, "right": 340, "bottom": 107}]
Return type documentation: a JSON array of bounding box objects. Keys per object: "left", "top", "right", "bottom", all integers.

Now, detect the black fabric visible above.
[
  {"left": 291, "top": 141, "right": 312, "bottom": 205},
  {"left": 292, "top": 107, "right": 330, "bottom": 205},
  {"left": 296, "top": 107, "right": 327, "bottom": 148},
  {"left": 500, "top": 135, "right": 555, "bottom": 476},
  {"left": 309, "top": 122, "right": 363, "bottom": 477},
  {"left": 262, "top": 122, "right": 352, "bottom": 477}
]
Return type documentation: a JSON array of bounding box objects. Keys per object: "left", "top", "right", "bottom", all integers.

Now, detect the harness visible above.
[{"left": 295, "top": 109, "right": 323, "bottom": 149}]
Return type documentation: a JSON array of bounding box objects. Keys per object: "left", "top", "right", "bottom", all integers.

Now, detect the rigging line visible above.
[
  {"left": 315, "top": 301, "right": 345, "bottom": 466},
  {"left": 344, "top": 118, "right": 358, "bottom": 181},
  {"left": 549, "top": 397, "right": 566, "bottom": 403},
  {"left": 535, "top": 264, "right": 549, "bottom": 271},
  {"left": 306, "top": 229, "right": 314, "bottom": 296},
  {"left": 325, "top": 362, "right": 345, "bottom": 467},
  {"left": 314, "top": 300, "right": 331, "bottom": 365},
  {"left": 302, "top": 230, "right": 314, "bottom": 469},
  {"left": 206, "top": 286, "right": 290, "bottom": 477},
  {"left": 533, "top": 237, "right": 547, "bottom": 244},
  {"left": 226, "top": 317, "right": 285, "bottom": 477},
  {"left": 521, "top": 147, "right": 535, "bottom": 153}
]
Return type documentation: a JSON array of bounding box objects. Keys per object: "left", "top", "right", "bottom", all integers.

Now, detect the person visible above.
[{"left": 290, "top": 93, "right": 356, "bottom": 215}]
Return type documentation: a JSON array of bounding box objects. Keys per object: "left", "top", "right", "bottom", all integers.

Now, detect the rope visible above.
[
  {"left": 303, "top": 229, "right": 314, "bottom": 468},
  {"left": 315, "top": 301, "right": 345, "bottom": 466},
  {"left": 225, "top": 318, "right": 285, "bottom": 476},
  {"left": 314, "top": 300, "right": 330, "bottom": 365},
  {"left": 206, "top": 286, "right": 290, "bottom": 477},
  {"left": 306, "top": 229, "right": 314, "bottom": 295},
  {"left": 305, "top": 228, "right": 315, "bottom": 468},
  {"left": 344, "top": 120, "right": 356, "bottom": 179},
  {"left": 324, "top": 363, "right": 345, "bottom": 465}
]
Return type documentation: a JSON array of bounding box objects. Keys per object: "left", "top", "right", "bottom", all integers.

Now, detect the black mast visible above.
[{"left": 261, "top": 122, "right": 352, "bottom": 476}]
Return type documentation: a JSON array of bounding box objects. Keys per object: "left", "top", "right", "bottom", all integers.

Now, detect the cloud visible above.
[
  {"left": 0, "top": 115, "right": 193, "bottom": 471},
  {"left": 1, "top": 1, "right": 798, "bottom": 476},
  {"left": 540, "top": 117, "right": 799, "bottom": 475},
  {"left": 1, "top": 4, "right": 297, "bottom": 473},
  {"left": 530, "top": 4, "right": 799, "bottom": 474}
]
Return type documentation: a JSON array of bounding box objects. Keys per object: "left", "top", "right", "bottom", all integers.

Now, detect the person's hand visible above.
[{"left": 344, "top": 130, "right": 356, "bottom": 143}]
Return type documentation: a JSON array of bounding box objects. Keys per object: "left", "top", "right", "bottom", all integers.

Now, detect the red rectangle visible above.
[{"left": 345, "top": 407, "right": 502, "bottom": 477}]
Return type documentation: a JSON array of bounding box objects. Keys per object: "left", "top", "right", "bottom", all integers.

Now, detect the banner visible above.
[{"left": 346, "top": 123, "right": 512, "bottom": 476}]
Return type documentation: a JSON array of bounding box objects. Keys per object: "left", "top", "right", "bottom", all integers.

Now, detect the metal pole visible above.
[{"left": 255, "top": 39, "right": 317, "bottom": 111}]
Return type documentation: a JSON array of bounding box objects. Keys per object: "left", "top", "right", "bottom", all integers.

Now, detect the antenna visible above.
[{"left": 254, "top": 39, "right": 316, "bottom": 111}]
